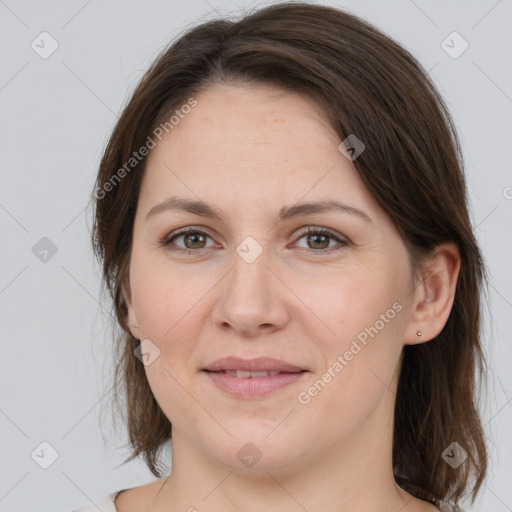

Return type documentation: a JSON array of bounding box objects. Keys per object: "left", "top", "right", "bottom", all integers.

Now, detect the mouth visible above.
[
  {"left": 202, "top": 367, "right": 308, "bottom": 398},
  {"left": 203, "top": 369, "right": 306, "bottom": 377},
  {"left": 203, "top": 356, "right": 307, "bottom": 374},
  {"left": 201, "top": 356, "right": 309, "bottom": 398}
]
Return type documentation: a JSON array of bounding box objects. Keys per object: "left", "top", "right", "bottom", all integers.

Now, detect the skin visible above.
[{"left": 119, "top": 83, "right": 460, "bottom": 512}]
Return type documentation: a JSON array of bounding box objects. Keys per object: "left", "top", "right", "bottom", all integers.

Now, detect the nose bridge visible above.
[
  {"left": 213, "top": 234, "right": 289, "bottom": 335},
  {"left": 229, "top": 234, "right": 273, "bottom": 299}
]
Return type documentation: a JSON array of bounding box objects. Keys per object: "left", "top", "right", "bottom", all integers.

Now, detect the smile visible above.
[
  {"left": 202, "top": 369, "right": 308, "bottom": 398},
  {"left": 221, "top": 370, "right": 281, "bottom": 377}
]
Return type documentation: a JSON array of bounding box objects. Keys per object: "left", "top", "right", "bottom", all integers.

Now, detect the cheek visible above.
[
  {"left": 132, "top": 260, "right": 201, "bottom": 339},
  {"left": 144, "top": 363, "right": 203, "bottom": 428},
  {"left": 305, "top": 270, "right": 406, "bottom": 405},
  {"left": 299, "top": 319, "right": 403, "bottom": 442},
  {"left": 304, "top": 266, "right": 401, "bottom": 343}
]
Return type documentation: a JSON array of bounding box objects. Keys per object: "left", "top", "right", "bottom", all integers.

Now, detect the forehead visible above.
[
  {"left": 187, "top": 82, "right": 334, "bottom": 132},
  {"left": 138, "top": 83, "right": 388, "bottom": 227},
  {"left": 148, "top": 83, "right": 339, "bottom": 166}
]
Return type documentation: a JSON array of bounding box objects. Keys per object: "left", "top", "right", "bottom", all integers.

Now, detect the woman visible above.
[{"left": 74, "top": 2, "right": 488, "bottom": 511}]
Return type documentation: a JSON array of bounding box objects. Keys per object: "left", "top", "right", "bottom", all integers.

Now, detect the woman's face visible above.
[{"left": 125, "top": 83, "right": 418, "bottom": 473}]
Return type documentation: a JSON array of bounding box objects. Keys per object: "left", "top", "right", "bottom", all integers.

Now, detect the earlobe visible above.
[{"left": 405, "top": 241, "right": 461, "bottom": 346}]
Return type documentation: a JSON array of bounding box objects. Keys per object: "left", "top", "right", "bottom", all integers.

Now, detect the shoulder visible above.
[
  {"left": 71, "top": 491, "right": 121, "bottom": 512},
  {"left": 70, "top": 477, "right": 167, "bottom": 512},
  {"left": 409, "top": 498, "right": 462, "bottom": 512},
  {"left": 437, "top": 503, "right": 465, "bottom": 512},
  {"left": 110, "top": 478, "right": 169, "bottom": 512}
]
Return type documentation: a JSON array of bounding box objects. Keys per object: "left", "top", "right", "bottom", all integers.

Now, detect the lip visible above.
[
  {"left": 203, "top": 370, "right": 308, "bottom": 398},
  {"left": 203, "top": 356, "right": 306, "bottom": 373}
]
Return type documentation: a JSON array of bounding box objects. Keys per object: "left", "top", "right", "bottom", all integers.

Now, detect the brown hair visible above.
[{"left": 90, "top": 1, "right": 488, "bottom": 507}]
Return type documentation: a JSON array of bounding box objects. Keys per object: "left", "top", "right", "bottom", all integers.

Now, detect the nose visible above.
[{"left": 212, "top": 246, "right": 291, "bottom": 338}]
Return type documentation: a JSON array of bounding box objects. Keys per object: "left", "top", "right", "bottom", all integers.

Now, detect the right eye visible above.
[{"left": 160, "top": 227, "right": 218, "bottom": 254}]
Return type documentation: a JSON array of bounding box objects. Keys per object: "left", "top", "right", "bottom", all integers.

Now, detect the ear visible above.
[
  {"left": 122, "top": 279, "right": 141, "bottom": 340},
  {"left": 404, "top": 241, "right": 461, "bottom": 345}
]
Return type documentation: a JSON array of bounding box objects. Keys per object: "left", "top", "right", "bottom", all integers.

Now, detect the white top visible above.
[
  {"left": 70, "top": 489, "right": 461, "bottom": 512},
  {"left": 71, "top": 490, "right": 125, "bottom": 512}
]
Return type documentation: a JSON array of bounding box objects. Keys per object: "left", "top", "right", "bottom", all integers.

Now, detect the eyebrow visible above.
[{"left": 144, "top": 196, "right": 372, "bottom": 224}]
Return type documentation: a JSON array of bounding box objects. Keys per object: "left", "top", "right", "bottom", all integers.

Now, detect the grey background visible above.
[{"left": 0, "top": 0, "right": 511, "bottom": 511}]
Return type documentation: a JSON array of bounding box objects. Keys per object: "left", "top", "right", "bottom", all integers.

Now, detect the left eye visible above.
[
  {"left": 294, "top": 227, "right": 348, "bottom": 252},
  {"left": 161, "top": 227, "right": 348, "bottom": 254}
]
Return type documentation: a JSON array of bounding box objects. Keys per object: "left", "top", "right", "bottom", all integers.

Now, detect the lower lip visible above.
[{"left": 203, "top": 370, "right": 307, "bottom": 398}]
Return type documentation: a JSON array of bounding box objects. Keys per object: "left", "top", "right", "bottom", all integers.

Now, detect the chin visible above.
[{"left": 202, "top": 430, "right": 308, "bottom": 475}]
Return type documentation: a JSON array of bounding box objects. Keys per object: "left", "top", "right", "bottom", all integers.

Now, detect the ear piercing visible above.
[{"left": 416, "top": 330, "right": 422, "bottom": 336}]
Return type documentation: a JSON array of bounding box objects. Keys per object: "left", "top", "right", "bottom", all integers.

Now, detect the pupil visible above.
[
  {"left": 186, "top": 233, "right": 204, "bottom": 249},
  {"left": 309, "top": 234, "right": 328, "bottom": 249}
]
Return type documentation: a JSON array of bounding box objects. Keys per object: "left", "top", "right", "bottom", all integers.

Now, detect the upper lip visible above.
[{"left": 203, "top": 356, "right": 306, "bottom": 373}]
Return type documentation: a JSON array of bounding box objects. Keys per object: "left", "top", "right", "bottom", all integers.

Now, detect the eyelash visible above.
[{"left": 159, "top": 226, "right": 349, "bottom": 255}]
